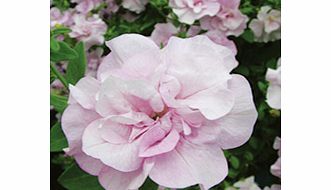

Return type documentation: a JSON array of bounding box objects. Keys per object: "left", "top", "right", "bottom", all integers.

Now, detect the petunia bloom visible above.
[
  {"left": 150, "top": 23, "right": 180, "bottom": 47},
  {"left": 69, "top": 14, "right": 107, "bottom": 49},
  {"left": 200, "top": 0, "right": 248, "bottom": 37},
  {"left": 271, "top": 137, "right": 281, "bottom": 178},
  {"left": 226, "top": 176, "right": 262, "bottom": 190},
  {"left": 71, "top": 0, "right": 103, "bottom": 14},
  {"left": 50, "top": 7, "right": 74, "bottom": 28},
  {"left": 169, "top": 0, "right": 221, "bottom": 25},
  {"left": 263, "top": 184, "right": 281, "bottom": 190},
  {"left": 62, "top": 34, "right": 257, "bottom": 190},
  {"left": 266, "top": 58, "right": 281, "bottom": 109},
  {"left": 122, "top": 0, "right": 148, "bottom": 14},
  {"left": 249, "top": 6, "right": 281, "bottom": 42},
  {"left": 86, "top": 48, "right": 104, "bottom": 77}
]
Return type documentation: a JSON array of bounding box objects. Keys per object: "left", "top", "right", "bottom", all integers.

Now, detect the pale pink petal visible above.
[
  {"left": 217, "top": 75, "right": 258, "bottom": 149},
  {"left": 68, "top": 76, "right": 100, "bottom": 109},
  {"left": 151, "top": 23, "right": 179, "bottom": 46},
  {"left": 271, "top": 157, "right": 281, "bottom": 178},
  {"left": 163, "top": 36, "right": 235, "bottom": 98},
  {"left": 266, "top": 85, "right": 281, "bottom": 109},
  {"left": 98, "top": 159, "right": 154, "bottom": 190},
  {"left": 180, "top": 86, "right": 235, "bottom": 120},
  {"left": 74, "top": 150, "right": 105, "bottom": 175},
  {"left": 105, "top": 34, "right": 159, "bottom": 66},
  {"left": 149, "top": 140, "right": 228, "bottom": 189},
  {"left": 139, "top": 129, "right": 180, "bottom": 157},
  {"left": 82, "top": 120, "right": 143, "bottom": 172},
  {"left": 61, "top": 104, "right": 100, "bottom": 154}
]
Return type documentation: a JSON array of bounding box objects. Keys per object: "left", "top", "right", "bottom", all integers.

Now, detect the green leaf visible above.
[
  {"left": 229, "top": 156, "right": 240, "bottom": 169},
  {"left": 66, "top": 42, "right": 87, "bottom": 85},
  {"left": 50, "top": 37, "right": 60, "bottom": 52},
  {"left": 58, "top": 163, "right": 104, "bottom": 190},
  {"left": 51, "top": 27, "right": 72, "bottom": 37},
  {"left": 50, "top": 93, "right": 68, "bottom": 113},
  {"left": 140, "top": 177, "right": 158, "bottom": 190},
  {"left": 50, "top": 122, "right": 68, "bottom": 152},
  {"left": 51, "top": 41, "right": 78, "bottom": 62},
  {"left": 241, "top": 29, "right": 255, "bottom": 43},
  {"left": 50, "top": 69, "right": 57, "bottom": 84}
]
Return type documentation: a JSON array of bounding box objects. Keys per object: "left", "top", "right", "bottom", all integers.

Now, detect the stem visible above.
[{"left": 50, "top": 62, "right": 69, "bottom": 90}]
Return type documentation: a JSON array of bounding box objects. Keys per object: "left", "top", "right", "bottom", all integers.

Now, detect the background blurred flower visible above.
[
  {"left": 271, "top": 137, "right": 281, "bottom": 178},
  {"left": 50, "top": 7, "right": 74, "bottom": 28},
  {"left": 169, "top": 0, "right": 221, "bottom": 24},
  {"left": 122, "top": 0, "right": 149, "bottom": 13},
  {"left": 249, "top": 6, "right": 281, "bottom": 42},
  {"left": 150, "top": 23, "right": 180, "bottom": 47},
  {"left": 71, "top": 0, "right": 103, "bottom": 14},
  {"left": 69, "top": 14, "right": 107, "bottom": 49},
  {"left": 226, "top": 176, "right": 261, "bottom": 190},
  {"left": 200, "top": 0, "right": 248, "bottom": 36},
  {"left": 266, "top": 58, "right": 281, "bottom": 109}
]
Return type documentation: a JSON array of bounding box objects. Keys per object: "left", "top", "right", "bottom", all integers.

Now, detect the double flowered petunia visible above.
[
  {"left": 169, "top": 0, "right": 221, "bottom": 24},
  {"left": 200, "top": 0, "right": 248, "bottom": 37},
  {"left": 69, "top": 14, "right": 107, "bottom": 49},
  {"left": 62, "top": 34, "right": 257, "bottom": 190},
  {"left": 249, "top": 6, "right": 281, "bottom": 42},
  {"left": 266, "top": 58, "right": 281, "bottom": 110}
]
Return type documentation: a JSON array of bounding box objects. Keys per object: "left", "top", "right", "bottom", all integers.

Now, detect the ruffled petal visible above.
[
  {"left": 149, "top": 140, "right": 228, "bottom": 189},
  {"left": 217, "top": 75, "right": 258, "bottom": 149}
]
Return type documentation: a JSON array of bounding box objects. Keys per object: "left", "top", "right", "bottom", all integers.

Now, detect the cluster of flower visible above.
[{"left": 50, "top": 1, "right": 281, "bottom": 190}]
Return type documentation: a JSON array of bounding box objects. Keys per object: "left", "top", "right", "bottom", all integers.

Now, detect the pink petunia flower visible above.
[
  {"left": 62, "top": 34, "right": 257, "bottom": 190},
  {"left": 204, "top": 30, "right": 237, "bottom": 54},
  {"left": 71, "top": 0, "right": 103, "bottom": 14},
  {"left": 266, "top": 58, "right": 281, "bottom": 110},
  {"left": 263, "top": 184, "right": 281, "bottom": 190},
  {"left": 200, "top": 0, "right": 248, "bottom": 37},
  {"left": 69, "top": 14, "right": 107, "bottom": 49},
  {"left": 86, "top": 48, "right": 104, "bottom": 77},
  {"left": 122, "top": 0, "right": 149, "bottom": 14},
  {"left": 50, "top": 7, "right": 74, "bottom": 28},
  {"left": 169, "top": 0, "right": 221, "bottom": 24},
  {"left": 150, "top": 23, "right": 180, "bottom": 47},
  {"left": 249, "top": 6, "right": 281, "bottom": 42},
  {"left": 270, "top": 137, "right": 281, "bottom": 178},
  {"left": 226, "top": 176, "right": 262, "bottom": 190}
]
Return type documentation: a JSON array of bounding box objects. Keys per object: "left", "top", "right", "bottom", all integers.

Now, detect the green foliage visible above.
[
  {"left": 58, "top": 163, "right": 104, "bottom": 190},
  {"left": 51, "top": 41, "right": 78, "bottom": 62},
  {"left": 65, "top": 42, "right": 87, "bottom": 85},
  {"left": 51, "top": 27, "right": 72, "bottom": 38},
  {"left": 51, "top": 0, "right": 71, "bottom": 11},
  {"left": 50, "top": 122, "right": 68, "bottom": 152},
  {"left": 50, "top": 93, "right": 68, "bottom": 113},
  {"left": 140, "top": 177, "right": 158, "bottom": 190}
]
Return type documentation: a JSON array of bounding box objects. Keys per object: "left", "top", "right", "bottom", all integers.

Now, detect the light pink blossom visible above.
[
  {"left": 226, "top": 176, "right": 261, "bottom": 190},
  {"left": 271, "top": 137, "right": 281, "bottom": 178},
  {"left": 266, "top": 58, "right": 281, "bottom": 109},
  {"left": 249, "top": 6, "right": 281, "bottom": 42},
  {"left": 86, "top": 48, "right": 104, "bottom": 77},
  {"left": 200, "top": 0, "right": 248, "bottom": 36},
  {"left": 122, "top": 0, "right": 148, "bottom": 14},
  {"left": 69, "top": 14, "right": 107, "bottom": 49},
  {"left": 50, "top": 7, "right": 74, "bottom": 28},
  {"left": 169, "top": 0, "right": 221, "bottom": 24},
  {"left": 62, "top": 34, "right": 257, "bottom": 190},
  {"left": 263, "top": 184, "right": 281, "bottom": 190},
  {"left": 204, "top": 30, "right": 237, "bottom": 54},
  {"left": 151, "top": 23, "right": 180, "bottom": 47},
  {"left": 71, "top": 0, "right": 102, "bottom": 14}
]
